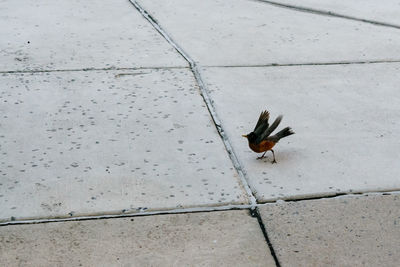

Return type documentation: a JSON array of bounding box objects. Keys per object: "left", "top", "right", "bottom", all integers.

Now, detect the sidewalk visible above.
[{"left": 1, "top": 0, "right": 399, "bottom": 266}]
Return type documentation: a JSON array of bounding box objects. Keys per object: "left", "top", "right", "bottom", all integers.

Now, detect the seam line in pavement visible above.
[
  {"left": 0, "top": 204, "right": 252, "bottom": 226},
  {"left": 0, "top": 66, "right": 187, "bottom": 74},
  {"left": 1, "top": 191, "right": 398, "bottom": 226},
  {"left": 251, "top": 208, "right": 281, "bottom": 267},
  {"left": 128, "top": 0, "right": 257, "bottom": 208},
  {"left": 258, "top": 189, "right": 400, "bottom": 204},
  {"left": 204, "top": 60, "right": 400, "bottom": 68},
  {"left": 253, "top": 0, "right": 400, "bottom": 30},
  {"left": 3, "top": 59, "right": 399, "bottom": 75}
]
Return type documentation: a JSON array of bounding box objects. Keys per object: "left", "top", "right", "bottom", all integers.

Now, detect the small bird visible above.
[{"left": 242, "top": 110, "right": 294, "bottom": 163}]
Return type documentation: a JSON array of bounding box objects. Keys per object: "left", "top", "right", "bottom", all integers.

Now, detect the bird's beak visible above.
[{"left": 242, "top": 134, "right": 247, "bottom": 138}]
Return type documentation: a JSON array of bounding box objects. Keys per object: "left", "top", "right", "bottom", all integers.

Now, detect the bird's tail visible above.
[{"left": 270, "top": 127, "right": 295, "bottom": 142}]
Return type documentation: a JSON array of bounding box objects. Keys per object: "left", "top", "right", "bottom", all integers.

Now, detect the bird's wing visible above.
[
  {"left": 253, "top": 110, "right": 270, "bottom": 144},
  {"left": 253, "top": 111, "right": 270, "bottom": 142},
  {"left": 260, "top": 115, "right": 282, "bottom": 140}
]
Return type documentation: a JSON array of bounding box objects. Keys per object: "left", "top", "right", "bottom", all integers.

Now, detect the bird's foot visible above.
[
  {"left": 257, "top": 152, "right": 267, "bottom": 160},
  {"left": 271, "top": 159, "right": 277, "bottom": 164}
]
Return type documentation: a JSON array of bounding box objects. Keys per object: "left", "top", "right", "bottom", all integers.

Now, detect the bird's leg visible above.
[
  {"left": 257, "top": 151, "right": 266, "bottom": 160},
  {"left": 271, "top": 149, "right": 277, "bottom": 164}
]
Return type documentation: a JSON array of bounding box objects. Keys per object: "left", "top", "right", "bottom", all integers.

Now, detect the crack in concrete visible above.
[
  {"left": 253, "top": 0, "right": 400, "bottom": 30},
  {"left": 251, "top": 208, "right": 281, "bottom": 267},
  {"left": 2, "top": 60, "right": 399, "bottom": 75},
  {"left": 128, "top": 0, "right": 258, "bottom": 208},
  {"left": 205, "top": 59, "right": 400, "bottom": 68},
  {"left": 258, "top": 189, "right": 400, "bottom": 204},
  {"left": 1, "top": 191, "right": 398, "bottom": 226},
  {"left": 0, "top": 66, "right": 187, "bottom": 74},
  {"left": 0, "top": 204, "right": 252, "bottom": 226}
]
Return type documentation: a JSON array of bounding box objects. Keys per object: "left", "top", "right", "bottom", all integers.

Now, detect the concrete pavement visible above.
[
  {"left": 137, "top": 0, "right": 400, "bottom": 65},
  {"left": 259, "top": 194, "right": 400, "bottom": 267},
  {"left": 1, "top": 0, "right": 400, "bottom": 266},
  {"left": 0, "top": 210, "right": 275, "bottom": 266},
  {"left": 202, "top": 63, "right": 400, "bottom": 201}
]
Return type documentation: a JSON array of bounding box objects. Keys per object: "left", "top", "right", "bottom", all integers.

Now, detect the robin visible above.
[{"left": 242, "top": 110, "right": 294, "bottom": 163}]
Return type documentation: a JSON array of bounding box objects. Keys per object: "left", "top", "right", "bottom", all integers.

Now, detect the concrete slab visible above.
[
  {"left": 0, "top": 210, "right": 274, "bottom": 266},
  {"left": 259, "top": 194, "right": 400, "bottom": 266},
  {"left": 268, "top": 0, "right": 400, "bottom": 27},
  {"left": 137, "top": 0, "right": 400, "bottom": 66},
  {"left": 202, "top": 63, "right": 400, "bottom": 201},
  {"left": 0, "top": 69, "right": 248, "bottom": 222},
  {"left": 0, "top": 0, "right": 186, "bottom": 71}
]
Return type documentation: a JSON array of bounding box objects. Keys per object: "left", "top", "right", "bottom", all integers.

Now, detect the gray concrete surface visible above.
[
  {"left": 202, "top": 63, "right": 400, "bottom": 201},
  {"left": 0, "top": 69, "right": 248, "bottom": 222},
  {"left": 1, "top": 0, "right": 400, "bottom": 265},
  {"left": 138, "top": 0, "right": 400, "bottom": 66},
  {"left": 259, "top": 193, "right": 400, "bottom": 267},
  {"left": 0, "top": 210, "right": 275, "bottom": 266},
  {"left": 269, "top": 0, "right": 400, "bottom": 26},
  {"left": 0, "top": 0, "right": 186, "bottom": 71}
]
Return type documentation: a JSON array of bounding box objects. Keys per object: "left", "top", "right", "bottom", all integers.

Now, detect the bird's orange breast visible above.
[{"left": 249, "top": 140, "right": 276, "bottom": 153}]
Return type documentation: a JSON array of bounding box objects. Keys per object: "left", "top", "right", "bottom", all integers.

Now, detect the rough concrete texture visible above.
[
  {"left": 137, "top": 0, "right": 400, "bottom": 66},
  {"left": 269, "top": 0, "right": 400, "bottom": 26},
  {"left": 2, "top": 0, "right": 400, "bottom": 265},
  {"left": 0, "top": 0, "right": 186, "bottom": 71},
  {"left": 0, "top": 210, "right": 275, "bottom": 266},
  {"left": 202, "top": 63, "right": 400, "bottom": 201},
  {"left": 259, "top": 194, "right": 400, "bottom": 267},
  {"left": 0, "top": 69, "right": 248, "bottom": 222}
]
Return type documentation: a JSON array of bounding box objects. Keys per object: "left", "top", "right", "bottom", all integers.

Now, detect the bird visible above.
[{"left": 242, "top": 110, "right": 294, "bottom": 163}]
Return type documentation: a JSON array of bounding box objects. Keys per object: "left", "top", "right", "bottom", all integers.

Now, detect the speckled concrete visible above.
[
  {"left": 137, "top": 0, "right": 400, "bottom": 66},
  {"left": 0, "top": 69, "right": 248, "bottom": 222},
  {"left": 268, "top": 0, "right": 400, "bottom": 26},
  {"left": 202, "top": 63, "right": 400, "bottom": 201},
  {"left": 0, "top": 210, "right": 274, "bottom": 266},
  {"left": 259, "top": 194, "right": 400, "bottom": 266},
  {"left": 0, "top": 0, "right": 186, "bottom": 71},
  {"left": 2, "top": 0, "right": 400, "bottom": 264}
]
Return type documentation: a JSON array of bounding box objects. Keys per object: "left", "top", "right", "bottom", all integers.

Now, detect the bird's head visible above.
[{"left": 242, "top": 132, "right": 257, "bottom": 143}]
